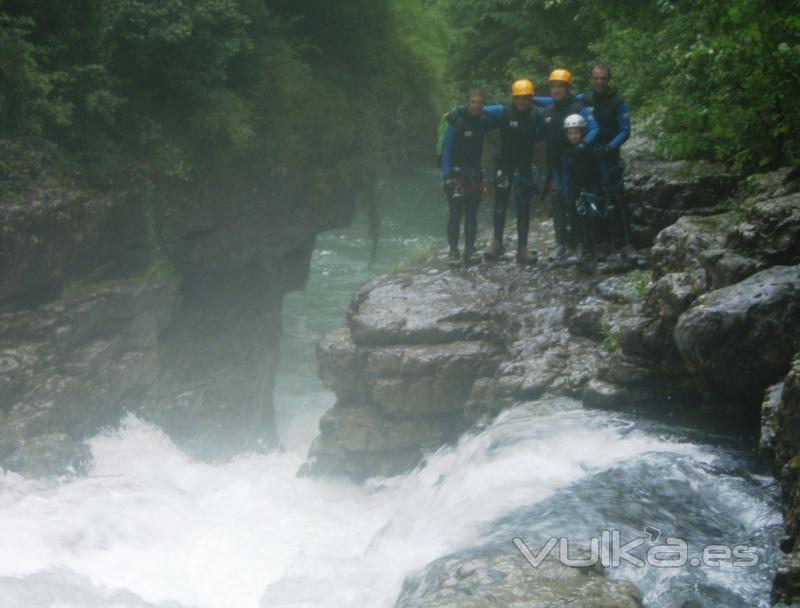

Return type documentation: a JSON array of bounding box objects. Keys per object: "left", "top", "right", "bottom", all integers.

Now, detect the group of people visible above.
[{"left": 439, "top": 64, "right": 632, "bottom": 268}]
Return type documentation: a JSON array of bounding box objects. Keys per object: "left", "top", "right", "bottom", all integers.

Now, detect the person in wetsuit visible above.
[
  {"left": 440, "top": 86, "right": 495, "bottom": 265},
  {"left": 581, "top": 64, "right": 633, "bottom": 257},
  {"left": 561, "top": 113, "right": 603, "bottom": 270},
  {"left": 482, "top": 79, "right": 544, "bottom": 264},
  {"left": 540, "top": 69, "right": 598, "bottom": 259}
]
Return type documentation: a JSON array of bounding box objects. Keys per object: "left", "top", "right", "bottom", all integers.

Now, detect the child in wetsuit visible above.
[{"left": 560, "top": 113, "right": 603, "bottom": 265}]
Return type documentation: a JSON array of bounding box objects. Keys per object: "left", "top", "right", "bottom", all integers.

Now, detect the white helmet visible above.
[{"left": 563, "top": 114, "right": 586, "bottom": 130}]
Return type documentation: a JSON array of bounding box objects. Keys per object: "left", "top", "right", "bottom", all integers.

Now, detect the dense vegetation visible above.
[
  {"left": 0, "top": 0, "right": 448, "bottom": 192},
  {"left": 443, "top": 0, "right": 800, "bottom": 171},
  {"left": 1, "top": 0, "right": 797, "bottom": 194}
]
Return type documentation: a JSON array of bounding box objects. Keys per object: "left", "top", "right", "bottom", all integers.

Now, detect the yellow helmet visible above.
[
  {"left": 511, "top": 79, "right": 535, "bottom": 97},
  {"left": 548, "top": 69, "right": 572, "bottom": 85}
]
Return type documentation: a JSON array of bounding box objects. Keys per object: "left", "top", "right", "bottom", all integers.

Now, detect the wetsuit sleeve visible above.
[
  {"left": 481, "top": 104, "right": 505, "bottom": 122},
  {"left": 441, "top": 124, "right": 455, "bottom": 178},
  {"left": 446, "top": 105, "right": 462, "bottom": 123},
  {"left": 534, "top": 96, "right": 553, "bottom": 107},
  {"left": 580, "top": 107, "right": 599, "bottom": 145},
  {"left": 608, "top": 101, "right": 631, "bottom": 150},
  {"left": 560, "top": 151, "right": 570, "bottom": 196}
]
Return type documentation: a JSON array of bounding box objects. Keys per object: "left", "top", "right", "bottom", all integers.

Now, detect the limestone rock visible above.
[
  {"left": 728, "top": 193, "right": 800, "bottom": 266},
  {"left": 0, "top": 432, "right": 92, "bottom": 477},
  {"left": 304, "top": 402, "right": 458, "bottom": 479},
  {"left": 674, "top": 265, "right": 800, "bottom": 405},
  {"left": 0, "top": 136, "right": 361, "bottom": 467},
  {"left": 348, "top": 272, "right": 500, "bottom": 346},
  {"left": 700, "top": 248, "right": 764, "bottom": 291},
  {"left": 650, "top": 213, "right": 735, "bottom": 283},
  {"left": 777, "top": 354, "right": 800, "bottom": 470},
  {"left": 395, "top": 545, "right": 642, "bottom": 608},
  {"left": 582, "top": 379, "right": 628, "bottom": 408},
  {"left": 317, "top": 328, "right": 362, "bottom": 399},
  {"left": 774, "top": 553, "right": 800, "bottom": 607},
  {"left": 641, "top": 272, "right": 699, "bottom": 359},
  {"left": 625, "top": 160, "right": 738, "bottom": 246},
  {"left": 0, "top": 280, "right": 178, "bottom": 472},
  {"left": 0, "top": 189, "right": 149, "bottom": 309},
  {"left": 762, "top": 381, "right": 785, "bottom": 460},
  {"left": 566, "top": 304, "right": 606, "bottom": 341}
]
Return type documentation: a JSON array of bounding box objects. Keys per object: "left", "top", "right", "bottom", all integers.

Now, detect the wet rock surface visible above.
[
  {"left": 394, "top": 544, "right": 642, "bottom": 608},
  {"left": 0, "top": 280, "right": 178, "bottom": 474},
  {"left": 0, "top": 138, "right": 356, "bottom": 473},
  {"left": 728, "top": 192, "right": 800, "bottom": 267},
  {"left": 305, "top": 217, "right": 661, "bottom": 479},
  {"left": 773, "top": 354, "right": 800, "bottom": 605},
  {"left": 305, "top": 164, "right": 798, "bottom": 480},
  {"left": 306, "top": 165, "right": 800, "bottom": 605},
  {"left": 625, "top": 159, "right": 739, "bottom": 247},
  {"left": 773, "top": 354, "right": 800, "bottom": 603},
  {"left": 674, "top": 265, "right": 800, "bottom": 405}
]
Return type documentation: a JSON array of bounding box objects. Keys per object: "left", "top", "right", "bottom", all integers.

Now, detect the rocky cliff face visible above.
[
  {"left": 305, "top": 161, "right": 800, "bottom": 602},
  {"left": 0, "top": 139, "right": 356, "bottom": 473},
  {"left": 304, "top": 158, "right": 753, "bottom": 479}
]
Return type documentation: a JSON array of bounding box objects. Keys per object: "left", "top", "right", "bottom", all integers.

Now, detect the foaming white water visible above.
[
  {"left": 0, "top": 405, "right": 712, "bottom": 608},
  {"left": 354, "top": 403, "right": 709, "bottom": 596},
  {"left": 0, "top": 417, "right": 394, "bottom": 608}
]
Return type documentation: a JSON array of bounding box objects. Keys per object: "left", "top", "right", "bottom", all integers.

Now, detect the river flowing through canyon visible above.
[{"left": 0, "top": 166, "right": 783, "bottom": 608}]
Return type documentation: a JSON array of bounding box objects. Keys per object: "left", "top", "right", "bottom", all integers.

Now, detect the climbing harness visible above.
[
  {"left": 575, "top": 190, "right": 606, "bottom": 218},
  {"left": 451, "top": 166, "right": 483, "bottom": 199},
  {"left": 495, "top": 166, "right": 538, "bottom": 200}
]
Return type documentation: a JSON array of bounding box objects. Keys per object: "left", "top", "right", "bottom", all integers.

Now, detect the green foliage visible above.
[
  {"left": 599, "top": 317, "right": 619, "bottom": 353},
  {"left": 0, "top": 13, "right": 71, "bottom": 135},
  {"left": 0, "top": 0, "right": 449, "bottom": 187},
  {"left": 440, "top": 0, "right": 800, "bottom": 170},
  {"left": 592, "top": 0, "right": 800, "bottom": 170},
  {"left": 440, "top": 0, "right": 598, "bottom": 101},
  {"left": 626, "top": 269, "right": 653, "bottom": 299}
]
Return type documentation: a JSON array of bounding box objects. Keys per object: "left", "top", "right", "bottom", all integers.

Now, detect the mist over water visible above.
[{"left": 0, "top": 167, "right": 783, "bottom": 607}]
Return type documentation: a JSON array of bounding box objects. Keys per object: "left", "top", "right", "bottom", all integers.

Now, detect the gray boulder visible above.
[
  {"left": 625, "top": 160, "right": 738, "bottom": 246},
  {"left": 641, "top": 272, "right": 699, "bottom": 359},
  {"left": 395, "top": 544, "right": 642, "bottom": 608},
  {"left": 674, "top": 265, "right": 800, "bottom": 404},
  {"left": 762, "top": 380, "right": 785, "bottom": 460},
  {"left": 348, "top": 272, "right": 500, "bottom": 346},
  {"left": 728, "top": 193, "right": 800, "bottom": 266},
  {"left": 773, "top": 355, "right": 800, "bottom": 604},
  {"left": 651, "top": 213, "right": 735, "bottom": 281},
  {"left": 0, "top": 280, "right": 178, "bottom": 474}
]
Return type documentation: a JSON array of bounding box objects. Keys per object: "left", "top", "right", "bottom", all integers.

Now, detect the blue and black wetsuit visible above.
[
  {"left": 581, "top": 89, "right": 632, "bottom": 245},
  {"left": 542, "top": 96, "right": 598, "bottom": 246},
  {"left": 561, "top": 142, "right": 603, "bottom": 252},
  {"left": 440, "top": 108, "right": 495, "bottom": 256},
  {"left": 482, "top": 104, "right": 543, "bottom": 251}
]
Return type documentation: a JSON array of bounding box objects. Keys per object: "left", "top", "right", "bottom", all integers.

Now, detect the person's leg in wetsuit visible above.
[
  {"left": 515, "top": 169, "right": 536, "bottom": 263},
  {"left": 599, "top": 153, "right": 631, "bottom": 254},
  {"left": 610, "top": 156, "right": 633, "bottom": 256},
  {"left": 552, "top": 189, "right": 569, "bottom": 246},
  {"left": 446, "top": 184, "right": 465, "bottom": 259},
  {"left": 549, "top": 187, "right": 570, "bottom": 259},
  {"left": 488, "top": 168, "right": 510, "bottom": 258},
  {"left": 463, "top": 176, "right": 482, "bottom": 262}
]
